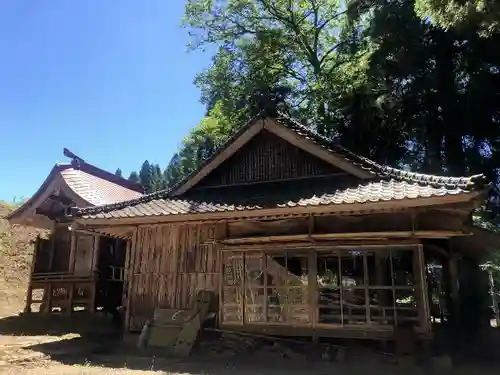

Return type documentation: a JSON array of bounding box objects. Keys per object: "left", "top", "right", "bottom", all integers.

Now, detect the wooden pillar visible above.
[
  {"left": 47, "top": 222, "right": 56, "bottom": 271},
  {"left": 415, "top": 244, "right": 430, "bottom": 333},
  {"left": 125, "top": 231, "right": 138, "bottom": 332},
  {"left": 448, "top": 252, "right": 460, "bottom": 326},
  {"left": 66, "top": 282, "right": 74, "bottom": 315},
  {"left": 88, "top": 235, "right": 100, "bottom": 314},
  {"left": 363, "top": 252, "right": 370, "bottom": 324},
  {"left": 91, "top": 235, "right": 100, "bottom": 273},
  {"left": 68, "top": 230, "right": 77, "bottom": 274},
  {"left": 122, "top": 240, "right": 131, "bottom": 308},
  {"left": 24, "top": 237, "right": 40, "bottom": 313},
  {"left": 308, "top": 250, "right": 317, "bottom": 333},
  {"left": 488, "top": 270, "right": 500, "bottom": 328},
  {"left": 43, "top": 283, "right": 52, "bottom": 313}
]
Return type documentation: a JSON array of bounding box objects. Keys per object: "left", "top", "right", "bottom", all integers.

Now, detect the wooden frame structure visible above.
[
  {"left": 8, "top": 150, "right": 143, "bottom": 315},
  {"left": 71, "top": 113, "right": 490, "bottom": 340}
]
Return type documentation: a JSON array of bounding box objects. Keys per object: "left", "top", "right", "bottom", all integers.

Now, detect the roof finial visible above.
[{"left": 63, "top": 148, "right": 85, "bottom": 168}]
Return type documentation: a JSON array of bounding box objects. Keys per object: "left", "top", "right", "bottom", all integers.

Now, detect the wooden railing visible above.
[{"left": 26, "top": 274, "right": 97, "bottom": 314}]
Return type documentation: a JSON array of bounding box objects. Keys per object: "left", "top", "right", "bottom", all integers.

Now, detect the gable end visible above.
[{"left": 193, "top": 130, "right": 349, "bottom": 189}]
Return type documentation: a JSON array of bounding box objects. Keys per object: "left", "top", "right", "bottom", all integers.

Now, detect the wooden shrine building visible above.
[
  {"left": 7, "top": 149, "right": 144, "bottom": 314},
  {"left": 71, "top": 113, "right": 490, "bottom": 340}
]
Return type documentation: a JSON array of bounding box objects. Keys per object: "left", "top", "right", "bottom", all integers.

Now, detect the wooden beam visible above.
[
  {"left": 425, "top": 243, "right": 449, "bottom": 257},
  {"left": 222, "top": 240, "right": 421, "bottom": 252},
  {"left": 48, "top": 194, "right": 74, "bottom": 205},
  {"left": 35, "top": 208, "right": 60, "bottom": 221},
  {"left": 75, "top": 227, "right": 130, "bottom": 240},
  {"left": 221, "top": 230, "right": 472, "bottom": 245},
  {"left": 190, "top": 172, "right": 349, "bottom": 191}
]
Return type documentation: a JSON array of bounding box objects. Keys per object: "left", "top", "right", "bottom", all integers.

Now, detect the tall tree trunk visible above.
[{"left": 434, "top": 30, "right": 466, "bottom": 175}]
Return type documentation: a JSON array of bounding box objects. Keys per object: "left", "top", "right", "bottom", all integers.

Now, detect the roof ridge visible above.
[{"left": 76, "top": 162, "right": 144, "bottom": 193}]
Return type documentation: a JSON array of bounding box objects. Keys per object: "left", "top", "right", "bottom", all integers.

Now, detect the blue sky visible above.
[{"left": 0, "top": 1, "right": 212, "bottom": 202}]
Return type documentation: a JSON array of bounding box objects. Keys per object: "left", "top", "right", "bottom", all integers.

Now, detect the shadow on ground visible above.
[
  {"left": 0, "top": 311, "right": 117, "bottom": 337},
  {"left": 3, "top": 315, "right": 500, "bottom": 375},
  {"left": 25, "top": 335, "right": 415, "bottom": 375}
]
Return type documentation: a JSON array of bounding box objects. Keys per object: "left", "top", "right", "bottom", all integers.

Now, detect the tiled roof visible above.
[
  {"left": 61, "top": 167, "right": 143, "bottom": 206},
  {"left": 7, "top": 158, "right": 144, "bottom": 225},
  {"left": 74, "top": 112, "right": 489, "bottom": 220},
  {"left": 77, "top": 179, "right": 477, "bottom": 220}
]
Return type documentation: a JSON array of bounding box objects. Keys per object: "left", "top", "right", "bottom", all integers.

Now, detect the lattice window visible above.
[
  {"left": 317, "top": 246, "right": 421, "bottom": 328},
  {"left": 221, "top": 251, "right": 310, "bottom": 325}
]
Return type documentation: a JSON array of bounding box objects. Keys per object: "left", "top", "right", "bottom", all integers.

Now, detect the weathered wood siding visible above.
[
  {"left": 196, "top": 130, "right": 346, "bottom": 188},
  {"left": 73, "top": 234, "right": 94, "bottom": 275},
  {"left": 127, "top": 222, "right": 224, "bottom": 331}
]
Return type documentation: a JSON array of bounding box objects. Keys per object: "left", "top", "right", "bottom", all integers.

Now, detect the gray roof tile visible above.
[{"left": 79, "top": 179, "right": 473, "bottom": 219}]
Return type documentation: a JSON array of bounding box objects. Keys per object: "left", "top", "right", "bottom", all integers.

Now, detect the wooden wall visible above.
[
  {"left": 73, "top": 234, "right": 95, "bottom": 275},
  {"left": 126, "top": 222, "right": 225, "bottom": 331}
]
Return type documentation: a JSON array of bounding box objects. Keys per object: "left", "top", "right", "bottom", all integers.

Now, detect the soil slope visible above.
[{"left": 0, "top": 203, "right": 40, "bottom": 317}]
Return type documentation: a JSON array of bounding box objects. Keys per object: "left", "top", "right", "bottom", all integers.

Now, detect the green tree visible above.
[
  {"left": 151, "top": 164, "right": 166, "bottom": 192},
  {"left": 184, "top": 0, "right": 355, "bottom": 134},
  {"left": 139, "top": 160, "right": 153, "bottom": 193},
  {"left": 164, "top": 153, "right": 183, "bottom": 189},
  {"left": 128, "top": 171, "right": 140, "bottom": 184},
  {"left": 414, "top": 0, "right": 500, "bottom": 37},
  {"left": 115, "top": 168, "right": 123, "bottom": 178}
]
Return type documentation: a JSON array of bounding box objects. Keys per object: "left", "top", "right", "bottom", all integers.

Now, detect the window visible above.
[
  {"left": 222, "top": 245, "right": 423, "bottom": 329},
  {"left": 317, "top": 247, "right": 420, "bottom": 327},
  {"left": 222, "top": 251, "right": 310, "bottom": 324}
]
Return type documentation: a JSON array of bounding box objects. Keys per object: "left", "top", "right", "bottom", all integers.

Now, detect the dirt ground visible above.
[{"left": 1, "top": 308, "right": 499, "bottom": 375}]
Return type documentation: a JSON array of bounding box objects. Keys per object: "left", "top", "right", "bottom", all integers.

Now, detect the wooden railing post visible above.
[{"left": 24, "top": 236, "right": 40, "bottom": 313}]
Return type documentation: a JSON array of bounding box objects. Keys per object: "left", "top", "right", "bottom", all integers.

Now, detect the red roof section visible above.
[{"left": 60, "top": 165, "right": 143, "bottom": 206}]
